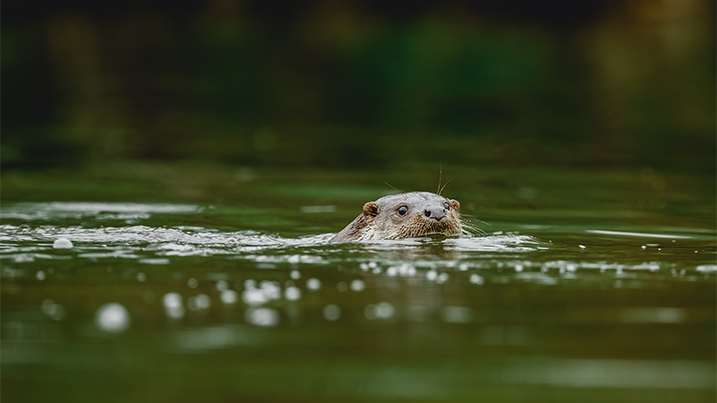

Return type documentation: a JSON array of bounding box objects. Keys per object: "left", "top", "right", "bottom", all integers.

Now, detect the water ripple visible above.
[{"left": 1, "top": 202, "right": 201, "bottom": 221}]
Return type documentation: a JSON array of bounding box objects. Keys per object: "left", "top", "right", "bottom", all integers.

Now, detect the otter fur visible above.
[{"left": 330, "top": 192, "right": 462, "bottom": 242}]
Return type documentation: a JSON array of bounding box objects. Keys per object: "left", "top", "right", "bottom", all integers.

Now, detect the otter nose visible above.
[{"left": 424, "top": 207, "right": 446, "bottom": 221}]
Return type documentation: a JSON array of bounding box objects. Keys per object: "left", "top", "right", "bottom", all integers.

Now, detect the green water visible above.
[{"left": 1, "top": 163, "right": 715, "bottom": 402}]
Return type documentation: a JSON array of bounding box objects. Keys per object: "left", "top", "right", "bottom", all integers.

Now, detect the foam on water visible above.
[
  {"left": 1, "top": 202, "right": 713, "bottom": 279},
  {"left": 0, "top": 226, "right": 543, "bottom": 269}
]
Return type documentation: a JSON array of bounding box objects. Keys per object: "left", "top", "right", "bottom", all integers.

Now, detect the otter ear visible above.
[
  {"left": 450, "top": 199, "right": 460, "bottom": 212},
  {"left": 362, "top": 201, "right": 379, "bottom": 217}
]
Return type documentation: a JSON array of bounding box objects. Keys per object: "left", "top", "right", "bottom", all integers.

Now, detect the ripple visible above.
[
  {"left": 353, "top": 234, "right": 542, "bottom": 253},
  {"left": 447, "top": 234, "right": 544, "bottom": 252},
  {"left": 0, "top": 224, "right": 331, "bottom": 252},
  {"left": 1, "top": 202, "right": 201, "bottom": 222},
  {"left": 587, "top": 229, "right": 692, "bottom": 239}
]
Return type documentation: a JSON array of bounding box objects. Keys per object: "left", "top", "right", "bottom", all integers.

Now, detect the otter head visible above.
[{"left": 331, "top": 192, "right": 462, "bottom": 242}]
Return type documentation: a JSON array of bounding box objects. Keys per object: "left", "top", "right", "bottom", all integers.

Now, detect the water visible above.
[{"left": 1, "top": 164, "right": 715, "bottom": 402}]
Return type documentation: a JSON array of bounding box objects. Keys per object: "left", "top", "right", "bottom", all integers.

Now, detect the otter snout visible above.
[{"left": 424, "top": 206, "right": 446, "bottom": 221}]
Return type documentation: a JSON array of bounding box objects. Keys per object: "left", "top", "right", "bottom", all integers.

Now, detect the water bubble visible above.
[
  {"left": 365, "top": 302, "right": 394, "bottom": 320},
  {"left": 284, "top": 286, "right": 301, "bottom": 301},
  {"left": 137, "top": 272, "right": 146, "bottom": 282},
  {"left": 41, "top": 299, "right": 66, "bottom": 321},
  {"left": 323, "top": 304, "right": 341, "bottom": 321},
  {"left": 458, "top": 263, "right": 469, "bottom": 271},
  {"left": 350, "top": 279, "right": 365, "bottom": 292},
  {"left": 470, "top": 274, "right": 484, "bottom": 285},
  {"left": 515, "top": 264, "right": 524, "bottom": 272},
  {"left": 337, "top": 281, "right": 348, "bottom": 292},
  {"left": 188, "top": 294, "right": 211, "bottom": 311},
  {"left": 375, "top": 302, "right": 394, "bottom": 319},
  {"left": 696, "top": 265, "right": 717, "bottom": 273},
  {"left": 437, "top": 273, "right": 449, "bottom": 284},
  {"left": 216, "top": 280, "right": 229, "bottom": 291},
  {"left": 426, "top": 271, "right": 438, "bottom": 281},
  {"left": 387, "top": 264, "right": 416, "bottom": 277},
  {"left": 242, "top": 288, "right": 266, "bottom": 305},
  {"left": 188, "top": 278, "right": 198, "bottom": 288},
  {"left": 259, "top": 281, "right": 281, "bottom": 300},
  {"left": 163, "top": 293, "right": 185, "bottom": 319},
  {"left": 163, "top": 293, "right": 182, "bottom": 309},
  {"left": 307, "top": 278, "right": 321, "bottom": 291},
  {"left": 195, "top": 294, "right": 211, "bottom": 309},
  {"left": 187, "top": 297, "right": 199, "bottom": 311},
  {"left": 53, "top": 238, "right": 73, "bottom": 249},
  {"left": 221, "top": 289, "right": 239, "bottom": 304},
  {"left": 36, "top": 271, "right": 46, "bottom": 281},
  {"left": 290, "top": 270, "right": 301, "bottom": 280},
  {"left": 243, "top": 279, "right": 256, "bottom": 289},
  {"left": 95, "top": 303, "right": 130, "bottom": 333},
  {"left": 287, "top": 255, "right": 300, "bottom": 264},
  {"left": 245, "top": 307, "right": 279, "bottom": 327}
]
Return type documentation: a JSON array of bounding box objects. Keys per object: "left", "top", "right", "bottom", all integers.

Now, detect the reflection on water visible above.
[{"left": 1, "top": 198, "right": 715, "bottom": 402}]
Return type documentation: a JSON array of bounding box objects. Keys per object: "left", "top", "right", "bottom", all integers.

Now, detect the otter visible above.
[{"left": 330, "top": 192, "right": 462, "bottom": 242}]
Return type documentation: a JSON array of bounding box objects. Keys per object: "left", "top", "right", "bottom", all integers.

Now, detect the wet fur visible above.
[{"left": 331, "top": 192, "right": 462, "bottom": 242}]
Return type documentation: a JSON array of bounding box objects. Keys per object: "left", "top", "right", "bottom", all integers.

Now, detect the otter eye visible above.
[
  {"left": 397, "top": 205, "right": 408, "bottom": 216},
  {"left": 443, "top": 202, "right": 450, "bottom": 210}
]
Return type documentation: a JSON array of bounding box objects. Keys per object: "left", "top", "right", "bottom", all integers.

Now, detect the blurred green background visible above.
[{"left": 2, "top": 0, "right": 715, "bottom": 172}]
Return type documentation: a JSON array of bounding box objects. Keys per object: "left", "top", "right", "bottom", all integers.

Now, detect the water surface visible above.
[{"left": 2, "top": 165, "right": 715, "bottom": 402}]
